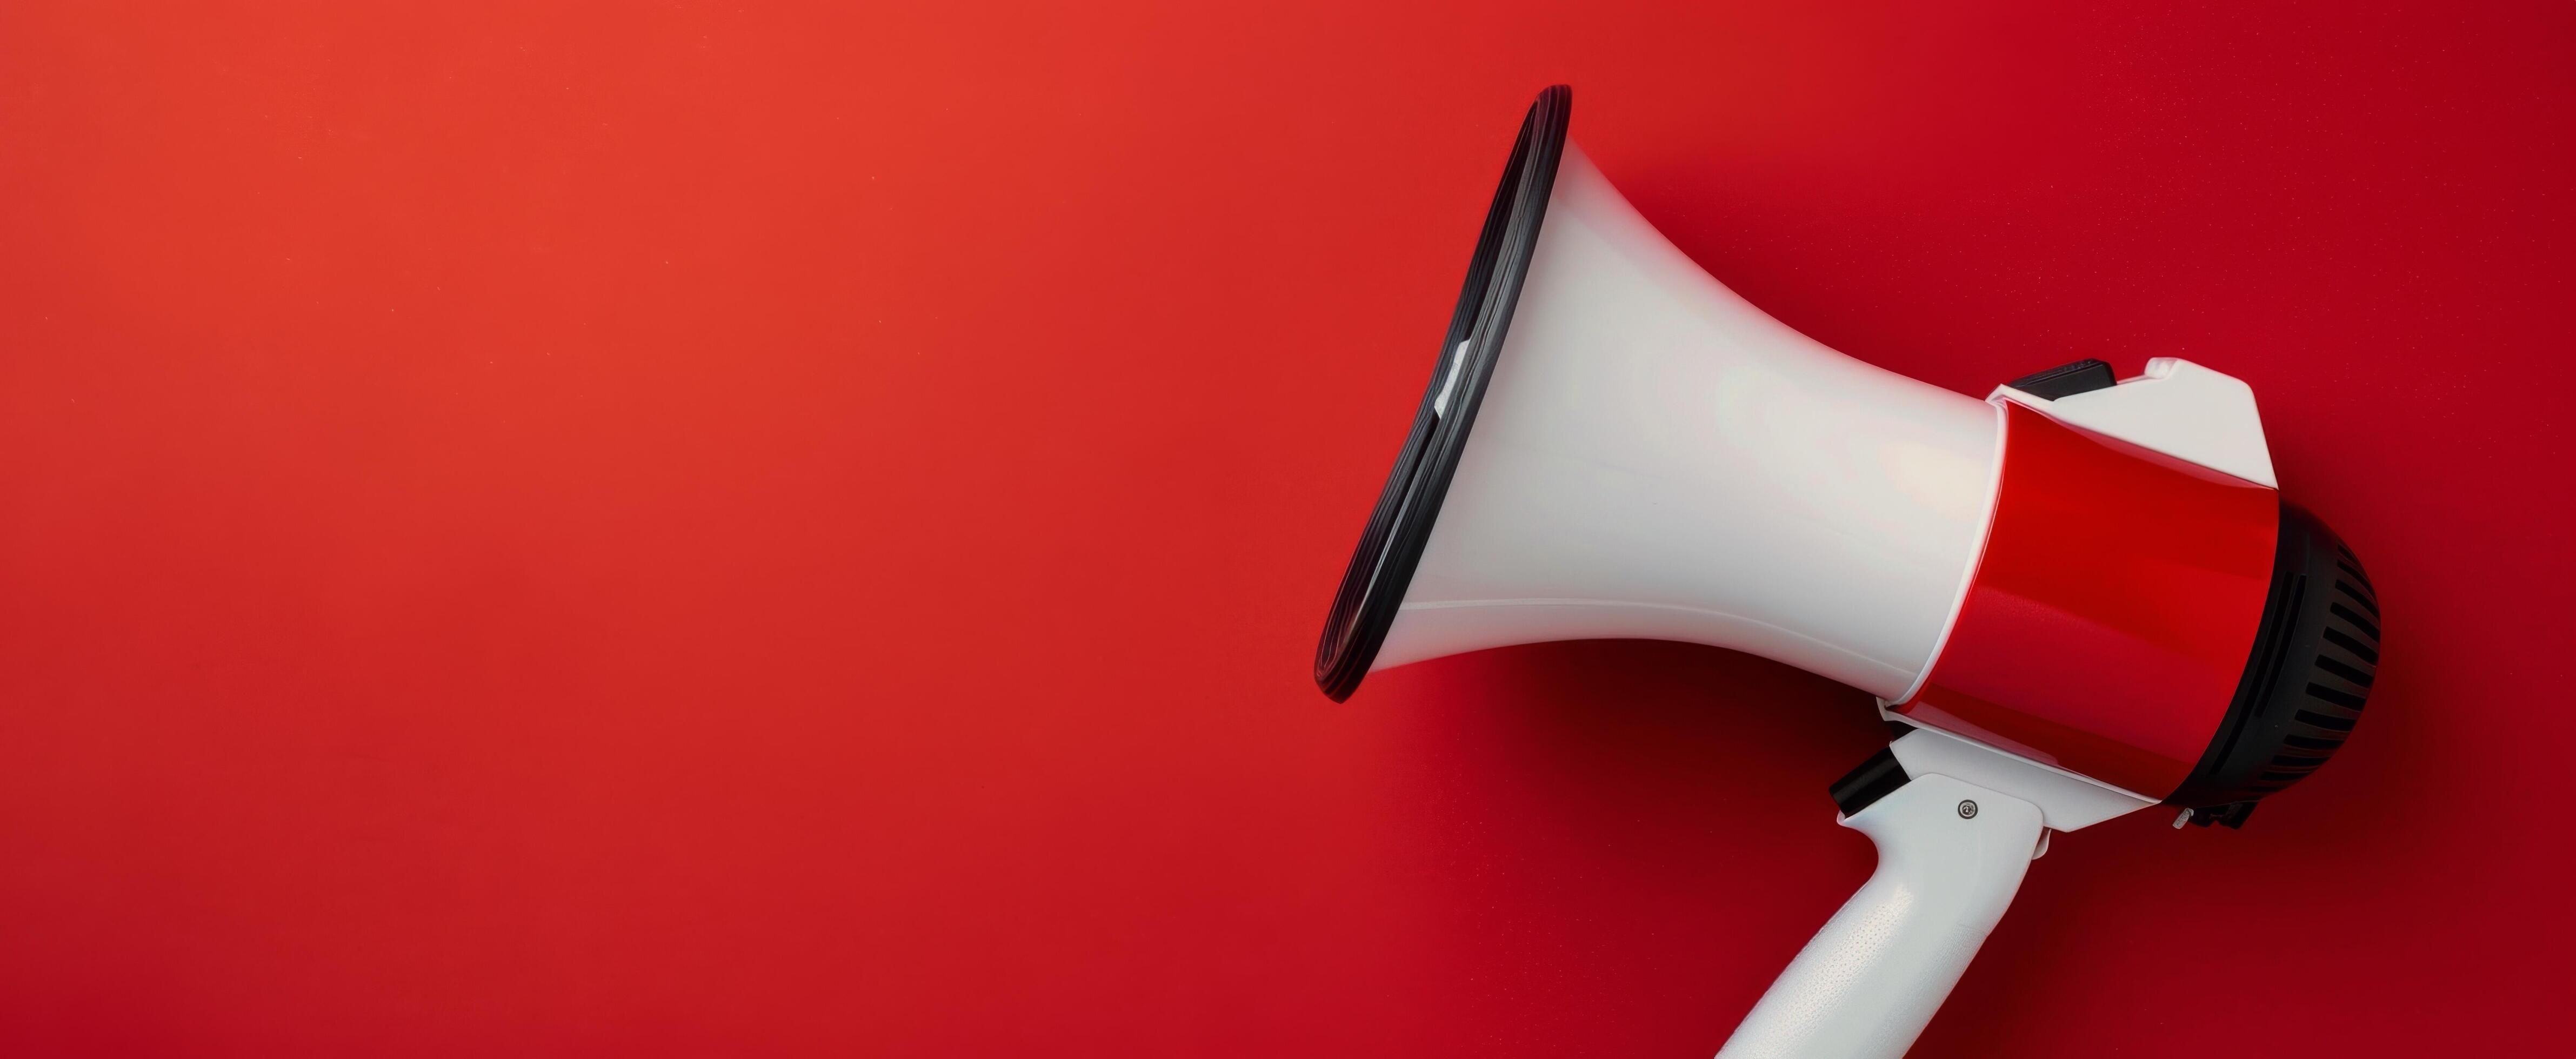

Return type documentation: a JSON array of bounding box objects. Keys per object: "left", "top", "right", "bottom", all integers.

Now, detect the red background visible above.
[{"left": 2, "top": 1, "right": 2570, "bottom": 1055}]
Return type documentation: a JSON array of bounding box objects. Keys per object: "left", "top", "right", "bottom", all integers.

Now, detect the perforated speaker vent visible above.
[{"left": 2170, "top": 503, "right": 2380, "bottom": 826}]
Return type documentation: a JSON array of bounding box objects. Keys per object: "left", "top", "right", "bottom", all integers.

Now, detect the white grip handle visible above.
[{"left": 1716, "top": 773, "right": 2045, "bottom": 1059}]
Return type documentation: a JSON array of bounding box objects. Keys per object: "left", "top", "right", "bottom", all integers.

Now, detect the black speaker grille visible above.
[{"left": 2170, "top": 504, "right": 2380, "bottom": 822}]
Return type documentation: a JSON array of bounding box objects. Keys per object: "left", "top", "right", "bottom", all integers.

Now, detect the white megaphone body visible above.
[{"left": 1315, "top": 88, "right": 2380, "bottom": 1058}]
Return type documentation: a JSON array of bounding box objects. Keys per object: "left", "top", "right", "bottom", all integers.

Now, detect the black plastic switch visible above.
[{"left": 2007, "top": 359, "right": 2118, "bottom": 399}]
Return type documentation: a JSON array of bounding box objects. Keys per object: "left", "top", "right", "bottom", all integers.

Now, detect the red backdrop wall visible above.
[{"left": 3, "top": 1, "right": 2570, "bottom": 1055}]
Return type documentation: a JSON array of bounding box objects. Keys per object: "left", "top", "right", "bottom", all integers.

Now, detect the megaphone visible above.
[{"left": 1314, "top": 86, "right": 2380, "bottom": 1058}]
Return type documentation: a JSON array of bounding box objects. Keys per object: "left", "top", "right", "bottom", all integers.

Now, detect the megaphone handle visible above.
[{"left": 1715, "top": 772, "right": 2045, "bottom": 1059}]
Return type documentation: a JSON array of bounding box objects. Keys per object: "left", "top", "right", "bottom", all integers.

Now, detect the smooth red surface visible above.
[
  {"left": 1897, "top": 402, "right": 2280, "bottom": 798},
  {"left": 3, "top": 2, "right": 2573, "bottom": 1056}
]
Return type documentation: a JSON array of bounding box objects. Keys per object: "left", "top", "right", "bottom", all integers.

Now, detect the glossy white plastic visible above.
[
  {"left": 1886, "top": 723, "right": 2156, "bottom": 829},
  {"left": 1715, "top": 774, "right": 2043, "bottom": 1059},
  {"left": 1994, "top": 357, "right": 2275, "bottom": 487},
  {"left": 1373, "top": 145, "right": 2003, "bottom": 701},
  {"left": 1719, "top": 728, "right": 2156, "bottom": 1058}
]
